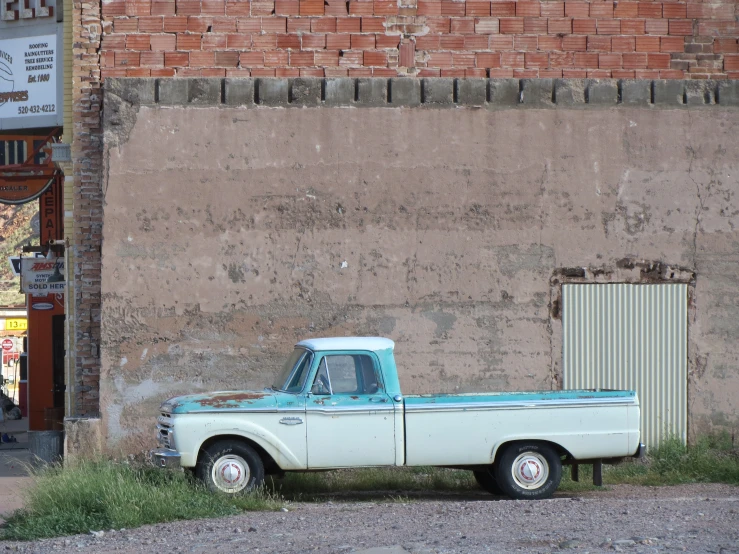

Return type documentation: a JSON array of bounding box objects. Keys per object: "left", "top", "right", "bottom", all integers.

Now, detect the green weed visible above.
[
  {"left": 0, "top": 460, "right": 282, "bottom": 541},
  {"left": 604, "top": 432, "right": 739, "bottom": 486}
]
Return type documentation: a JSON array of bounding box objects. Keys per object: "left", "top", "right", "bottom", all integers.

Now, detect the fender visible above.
[
  {"left": 174, "top": 415, "right": 307, "bottom": 469},
  {"left": 489, "top": 434, "right": 571, "bottom": 463},
  {"left": 489, "top": 430, "right": 632, "bottom": 462}
]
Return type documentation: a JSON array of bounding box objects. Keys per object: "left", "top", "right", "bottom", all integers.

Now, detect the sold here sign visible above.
[{"left": 20, "top": 257, "right": 65, "bottom": 294}]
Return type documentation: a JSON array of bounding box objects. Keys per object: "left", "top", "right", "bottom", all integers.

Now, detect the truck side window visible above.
[
  {"left": 358, "top": 355, "right": 381, "bottom": 394},
  {"left": 311, "top": 354, "right": 380, "bottom": 395}
]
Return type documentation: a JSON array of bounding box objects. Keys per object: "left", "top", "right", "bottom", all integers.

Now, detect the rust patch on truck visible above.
[{"left": 195, "top": 392, "right": 267, "bottom": 408}]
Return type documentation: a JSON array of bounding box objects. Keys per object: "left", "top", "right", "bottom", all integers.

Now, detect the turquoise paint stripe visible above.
[{"left": 405, "top": 389, "right": 635, "bottom": 406}]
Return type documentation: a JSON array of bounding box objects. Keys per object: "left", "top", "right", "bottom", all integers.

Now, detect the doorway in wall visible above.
[{"left": 562, "top": 283, "right": 688, "bottom": 448}]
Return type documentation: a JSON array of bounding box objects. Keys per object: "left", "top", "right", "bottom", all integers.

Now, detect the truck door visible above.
[{"left": 305, "top": 352, "right": 396, "bottom": 468}]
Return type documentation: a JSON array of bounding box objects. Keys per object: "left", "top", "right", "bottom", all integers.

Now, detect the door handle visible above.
[{"left": 369, "top": 397, "right": 388, "bottom": 402}]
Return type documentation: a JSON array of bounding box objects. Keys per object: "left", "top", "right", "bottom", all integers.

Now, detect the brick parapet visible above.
[
  {"left": 104, "top": 76, "right": 739, "bottom": 107},
  {"left": 98, "top": 0, "right": 739, "bottom": 79}
]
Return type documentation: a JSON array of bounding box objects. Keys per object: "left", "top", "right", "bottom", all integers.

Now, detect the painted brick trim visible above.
[{"left": 104, "top": 77, "right": 739, "bottom": 108}]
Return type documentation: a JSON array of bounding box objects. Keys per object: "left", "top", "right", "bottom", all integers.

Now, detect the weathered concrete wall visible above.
[{"left": 101, "top": 78, "right": 739, "bottom": 452}]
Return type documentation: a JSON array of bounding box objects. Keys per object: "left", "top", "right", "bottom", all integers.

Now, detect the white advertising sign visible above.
[
  {"left": 0, "top": 29, "right": 61, "bottom": 130},
  {"left": 20, "top": 257, "right": 65, "bottom": 294}
]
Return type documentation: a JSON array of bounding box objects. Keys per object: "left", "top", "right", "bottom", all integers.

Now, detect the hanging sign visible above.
[
  {"left": 0, "top": 134, "right": 57, "bottom": 204},
  {"left": 0, "top": 33, "right": 57, "bottom": 124},
  {"left": 0, "top": 23, "right": 63, "bottom": 131},
  {"left": 20, "top": 256, "right": 65, "bottom": 293}
]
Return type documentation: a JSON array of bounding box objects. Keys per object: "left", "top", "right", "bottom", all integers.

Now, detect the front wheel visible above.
[
  {"left": 197, "top": 440, "right": 265, "bottom": 494},
  {"left": 495, "top": 442, "right": 562, "bottom": 500}
]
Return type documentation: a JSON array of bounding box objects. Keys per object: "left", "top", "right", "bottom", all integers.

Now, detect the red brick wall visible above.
[
  {"left": 73, "top": 0, "right": 104, "bottom": 416},
  {"left": 99, "top": 0, "right": 738, "bottom": 79}
]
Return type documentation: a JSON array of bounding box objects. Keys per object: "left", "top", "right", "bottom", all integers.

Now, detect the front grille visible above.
[{"left": 157, "top": 412, "right": 174, "bottom": 449}]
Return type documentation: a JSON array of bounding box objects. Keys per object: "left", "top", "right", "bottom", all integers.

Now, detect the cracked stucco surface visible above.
[{"left": 101, "top": 106, "right": 739, "bottom": 451}]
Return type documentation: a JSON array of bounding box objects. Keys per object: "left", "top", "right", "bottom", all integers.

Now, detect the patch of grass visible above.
[
  {"left": 0, "top": 460, "right": 283, "bottom": 541},
  {"left": 604, "top": 432, "right": 739, "bottom": 486},
  {"left": 559, "top": 432, "right": 739, "bottom": 489},
  {"left": 270, "top": 466, "right": 477, "bottom": 500}
]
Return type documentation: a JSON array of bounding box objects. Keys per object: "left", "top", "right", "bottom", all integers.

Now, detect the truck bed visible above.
[{"left": 403, "top": 389, "right": 640, "bottom": 466}]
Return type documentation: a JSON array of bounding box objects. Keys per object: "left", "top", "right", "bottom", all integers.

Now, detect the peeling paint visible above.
[{"left": 193, "top": 391, "right": 268, "bottom": 408}]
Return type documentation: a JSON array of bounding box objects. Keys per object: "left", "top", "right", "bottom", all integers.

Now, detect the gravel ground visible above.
[{"left": 1, "top": 484, "right": 737, "bottom": 554}]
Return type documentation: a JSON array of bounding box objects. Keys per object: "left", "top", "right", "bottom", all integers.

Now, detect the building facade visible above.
[{"left": 61, "top": 0, "right": 739, "bottom": 453}]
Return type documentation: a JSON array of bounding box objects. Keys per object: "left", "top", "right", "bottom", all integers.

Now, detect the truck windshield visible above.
[{"left": 273, "top": 348, "right": 313, "bottom": 393}]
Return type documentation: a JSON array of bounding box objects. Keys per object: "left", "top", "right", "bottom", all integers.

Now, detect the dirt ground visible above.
[{"left": 0, "top": 483, "right": 737, "bottom": 553}]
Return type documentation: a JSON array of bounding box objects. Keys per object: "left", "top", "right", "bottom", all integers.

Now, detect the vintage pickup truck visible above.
[{"left": 153, "top": 337, "right": 644, "bottom": 500}]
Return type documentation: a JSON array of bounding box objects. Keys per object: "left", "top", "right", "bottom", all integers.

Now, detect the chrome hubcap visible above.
[
  {"left": 212, "top": 454, "right": 250, "bottom": 493},
  {"left": 511, "top": 452, "right": 549, "bottom": 490}
]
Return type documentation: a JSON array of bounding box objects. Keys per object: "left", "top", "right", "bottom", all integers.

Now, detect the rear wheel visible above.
[
  {"left": 473, "top": 468, "right": 503, "bottom": 495},
  {"left": 495, "top": 442, "right": 562, "bottom": 500},
  {"left": 197, "top": 440, "right": 265, "bottom": 494}
]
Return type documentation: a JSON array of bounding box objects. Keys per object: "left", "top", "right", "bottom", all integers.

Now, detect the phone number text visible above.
[{"left": 17, "top": 104, "right": 56, "bottom": 114}]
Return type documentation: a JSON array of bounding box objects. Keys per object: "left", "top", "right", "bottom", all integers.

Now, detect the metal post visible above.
[{"left": 592, "top": 460, "right": 603, "bottom": 486}]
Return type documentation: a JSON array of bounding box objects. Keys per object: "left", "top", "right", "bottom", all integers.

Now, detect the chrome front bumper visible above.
[
  {"left": 152, "top": 447, "right": 182, "bottom": 469},
  {"left": 633, "top": 442, "right": 647, "bottom": 458}
]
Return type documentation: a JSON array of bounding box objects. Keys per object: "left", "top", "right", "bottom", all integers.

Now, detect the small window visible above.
[
  {"left": 284, "top": 351, "right": 313, "bottom": 393},
  {"left": 311, "top": 354, "right": 381, "bottom": 395}
]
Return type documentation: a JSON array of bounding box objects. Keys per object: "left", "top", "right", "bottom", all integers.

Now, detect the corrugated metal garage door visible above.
[{"left": 562, "top": 283, "right": 688, "bottom": 448}]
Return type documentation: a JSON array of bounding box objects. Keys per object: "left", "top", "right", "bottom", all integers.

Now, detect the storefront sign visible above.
[
  {"left": 20, "top": 256, "right": 65, "bottom": 294},
  {"left": 0, "top": 25, "right": 63, "bottom": 130},
  {"left": 0, "top": 34, "right": 56, "bottom": 116},
  {"left": 0, "top": 135, "right": 57, "bottom": 204},
  {"left": 4, "top": 318, "right": 27, "bottom": 330}
]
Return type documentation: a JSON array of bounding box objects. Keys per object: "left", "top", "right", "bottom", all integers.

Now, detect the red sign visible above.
[
  {"left": 1, "top": 338, "right": 14, "bottom": 352},
  {"left": 0, "top": 133, "right": 59, "bottom": 205}
]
